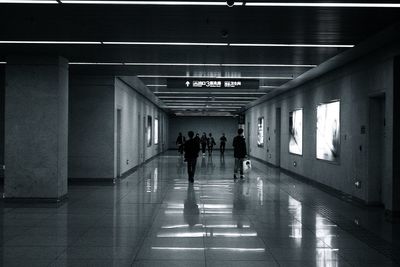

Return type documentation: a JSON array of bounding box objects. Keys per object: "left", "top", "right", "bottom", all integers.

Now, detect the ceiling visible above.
[{"left": 1, "top": 0, "right": 400, "bottom": 116}]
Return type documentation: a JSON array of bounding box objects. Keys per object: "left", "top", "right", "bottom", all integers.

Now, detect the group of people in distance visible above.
[
  {"left": 176, "top": 129, "right": 247, "bottom": 183},
  {"left": 176, "top": 132, "right": 227, "bottom": 157}
]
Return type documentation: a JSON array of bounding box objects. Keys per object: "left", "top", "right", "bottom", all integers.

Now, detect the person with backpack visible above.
[
  {"left": 232, "top": 128, "right": 247, "bottom": 179},
  {"left": 200, "top": 132, "right": 208, "bottom": 157},
  {"left": 176, "top": 132, "right": 185, "bottom": 155},
  {"left": 184, "top": 131, "right": 200, "bottom": 183},
  {"left": 220, "top": 133, "right": 227, "bottom": 154},
  {"left": 207, "top": 133, "right": 216, "bottom": 156}
]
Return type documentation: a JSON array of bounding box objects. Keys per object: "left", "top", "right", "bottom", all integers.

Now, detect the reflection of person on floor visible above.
[
  {"left": 176, "top": 132, "right": 185, "bottom": 155},
  {"left": 220, "top": 133, "right": 227, "bottom": 154},
  {"left": 220, "top": 153, "right": 225, "bottom": 170},
  {"left": 207, "top": 154, "right": 215, "bottom": 174},
  {"left": 200, "top": 156, "right": 206, "bottom": 171},
  {"left": 184, "top": 131, "right": 200, "bottom": 183},
  {"left": 233, "top": 180, "right": 246, "bottom": 228},
  {"left": 184, "top": 183, "right": 200, "bottom": 228},
  {"left": 207, "top": 133, "right": 216, "bottom": 156},
  {"left": 233, "top": 128, "right": 247, "bottom": 179},
  {"left": 200, "top": 132, "right": 208, "bottom": 156}
]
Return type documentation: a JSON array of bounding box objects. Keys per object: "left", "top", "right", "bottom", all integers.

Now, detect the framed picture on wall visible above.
[
  {"left": 289, "top": 109, "right": 303, "bottom": 155},
  {"left": 147, "top": 115, "right": 152, "bottom": 147},
  {"left": 316, "top": 100, "right": 340, "bottom": 162},
  {"left": 154, "top": 118, "right": 159, "bottom": 145},
  {"left": 257, "top": 117, "right": 264, "bottom": 147}
]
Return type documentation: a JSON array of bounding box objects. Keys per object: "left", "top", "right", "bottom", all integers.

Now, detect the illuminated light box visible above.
[
  {"left": 289, "top": 109, "right": 303, "bottom": 155},
  {"left": 316, "top": 100, "right": 340, "bottom": 162}
]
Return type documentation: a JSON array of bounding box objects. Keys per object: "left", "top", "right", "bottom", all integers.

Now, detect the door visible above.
[
  {"left": 247, "top": 122, "right": 251, "bottom": 156},
  {"left": 275, "top": 108, "right": 281, "bottom": 167},
  {"left": 368, "top": 94, "right": 385, "bottom": 205},
  {"left": 116, "top": 109, "right": 122, "bottom": 177}
]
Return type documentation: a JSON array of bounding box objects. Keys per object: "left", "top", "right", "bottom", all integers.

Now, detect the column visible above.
[{"left": 4, "top": 56, "right": 68, "bottom": 201}]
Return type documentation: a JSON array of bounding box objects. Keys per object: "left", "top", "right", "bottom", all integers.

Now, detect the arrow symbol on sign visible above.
[{"left": 185, "top": 81, "right": 190, "bottom": 87}]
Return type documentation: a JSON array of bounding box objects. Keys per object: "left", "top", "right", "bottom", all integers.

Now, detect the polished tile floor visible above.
[{"left": 1, "top": 151, "right": 400, "bottom": 266}]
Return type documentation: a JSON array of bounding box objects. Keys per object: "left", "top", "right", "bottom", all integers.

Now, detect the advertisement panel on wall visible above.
[
  {"left": 154, "top": 118, "right": 159, "bottom": 145},
  {"left": 316, "top": 100, "right": 340, "bottom": 162},
  {"left": 257, "top": 117, "right": 264, "bottom": 147},
  {"left": 289, "top": 109, "right": 303, "bottom": 155},
  {"left": 147, "top": 115, "right": 152, "bottom": 147}
]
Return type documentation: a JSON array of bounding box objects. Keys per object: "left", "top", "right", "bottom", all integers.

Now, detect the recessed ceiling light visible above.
[
  {"left": 245, "top": 2, "right": 400, "bottom": 8},
  {"left": 60, "top": 0, "right": 242, "bottom": 5},
  {"left": 69, "top": 62, "right": 124, "bottom": 65},
  {"left": 154, "top": 92, "right": 266, "bottom": 95},
  {"left": 0, "top": 41, "right": 101, "bottom": 44},
  {"left": 70, "top": 62, "right": 317, "bottom": 68},
  {"left": 103, "top": 41, "right": 226, "bottom": 46},
  {"left": 0, "top": 0, "right": 57, "bottom": 3},
  {"left": 138, "top": 75, "right": 292, "bottom": 80},
  {"left": 230, "top": 43, "right": 354, "bottom": 48}
]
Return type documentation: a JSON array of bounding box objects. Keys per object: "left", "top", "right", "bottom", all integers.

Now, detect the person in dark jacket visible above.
[
  {"left": 176, "top": 132, "right": 185, "bottom": 155},
  {"left": 220, "top": 133, "right": 227, "bottom": 154},
  {"left": 184, "top": 131, "right": 200, "bottom": 183},
  {"left": 200, "top": 132, "right": 208, "bottom": 157},
  {"left": 232, "top": 128, "right": 247, "bottom": 179},
  {"left": 207, "top": 133, "right": 216, "bottom": 156}
]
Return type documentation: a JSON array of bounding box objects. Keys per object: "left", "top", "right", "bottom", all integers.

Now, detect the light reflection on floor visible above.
[{"left": 1, "top": 151, "right": 398, "bottom": 267}]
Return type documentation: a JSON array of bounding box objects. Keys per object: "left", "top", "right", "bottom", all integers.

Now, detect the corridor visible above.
[{"left": 1, "top": 151, "right": 399, "bottom": 267}]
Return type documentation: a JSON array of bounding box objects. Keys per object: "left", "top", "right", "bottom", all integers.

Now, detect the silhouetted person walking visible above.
[
  {"left": 176, "top": 132, "right": 185, "bottom": 155},
  {"left": 200, "top": 132, "right": 208, "bottom": 157},
  {"left": 220, "top": 133, "right": 227, "bottom": 154},
  {"left": 184, "top": 131, "right": 200, "bottom": 183},
  {"left": 207, "top": 133, "right": 216, "bottom": 156},
  {"left": 233, "top": 128, "right": 247, "bottom": 179}
]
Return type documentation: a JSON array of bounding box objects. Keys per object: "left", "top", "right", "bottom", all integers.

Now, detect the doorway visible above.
[
  {"left": 275, "top": 107, "right": 281, "bottom": 167},
  {"left": 116, "top": 109, "right": 122, "bottom": 178},
  {"left": 247, "top": 122, "right": 251, "bottom": 155},
  {"left": 368, "top": 94, "right": 386, "bottom": 205}
]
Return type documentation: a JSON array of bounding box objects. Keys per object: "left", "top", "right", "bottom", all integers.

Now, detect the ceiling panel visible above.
[{"left": 1, "top": 1, "right": 400, "bottom": 115}]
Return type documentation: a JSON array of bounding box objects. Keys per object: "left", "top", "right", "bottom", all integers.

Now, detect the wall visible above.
[
  {"left": 168, "top": 116, "right": 238, "bottom": 149},
  {"left": 4, "top": 56, "right": 68, "bottom": 198},
  {"left": 69, "top": 76, "right": 115, "bottom": 179},
  {"left": 115, "top": 78, "right": 169, "bottom": 177},
  {"left": 0, "top": 65, "right": 4, "bottom": 178},
  {"left": 245, "top": 40, "right": 399, "bottom": 209}
]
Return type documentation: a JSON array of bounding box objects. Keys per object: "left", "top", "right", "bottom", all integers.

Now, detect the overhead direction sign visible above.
[{"left": 167, "top": 78, "right": 259, "bottom": 89}]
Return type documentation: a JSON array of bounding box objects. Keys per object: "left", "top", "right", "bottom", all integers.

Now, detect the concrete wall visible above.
[
  {"left": 69, "top": 75, "right": 169, "bottom": 180},
  {"left": 69, "top": 76, "right": 115, "bottom": 179},
  {"left": 0, "top": 66, "right": 4, "bottom": 178},
  {"left": 4, "top": 56, "right": 68, "bottom": 199},
  {"left": 245, "top": 41, "right": 399, "bottom": 209},
  {"left": 168, "top": 116, "right": 238, "bottom": 149},
  {"left": 115, "top": 78, "right": 169, "bottom": 177}
]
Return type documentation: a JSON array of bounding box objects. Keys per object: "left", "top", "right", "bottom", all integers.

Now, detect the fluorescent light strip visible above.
[
  {"left": 0, "top": 41, "right": 101, "bottom": 44},
  {"left": 260, "top": 85, "right": 279, "bottom": 88},
  {"left": 167, "top": 105, "right": 241, "bottom": 107},
  {"left": 61, "top": 1, "right": 243, "bottom": 6},
  {"left": 138, "top": 75, "right": 292, "bottom": 80},
  {"left": 0, "top": 0, "right": 57, "bottom": 3},
  {"left": 146, "top": 84, "right": 167, "bottom": 87},
  {"left": 104, "top": 41, "right": 226, "bottom": 46},
  {"left": 246, "top": 2, "right": 400, "bottom": 8},
  {"left": 0, "top": 42, "right": 352, "bottom": 49},
  {"left": 69, "top": 62, "right": 124, "bottom": 65},
  {"left": 126, "top": 62, "right": 316, "bottom": 68},
  {"left": 154, "top": 92, "right": 266, "bottom": 95},
  {"left": 230, "top": 43, "right": 354, "bottom": 48},
  {"left": 167, "top": 106, "right": 242, "bottom": 109},
  {"left": 158, "top": 96, "right": 258, "bottom": 99},
  {"left": 0, "top": 61, "right": 6, "bottom": 64}
]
